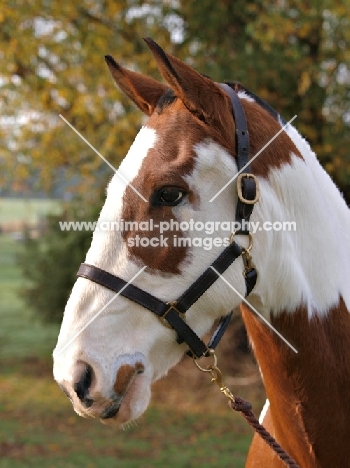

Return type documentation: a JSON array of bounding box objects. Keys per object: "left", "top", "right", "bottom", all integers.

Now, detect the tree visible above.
[
  {"left": 2, "top": 1, "right": 348, "bottom": 201},
  {"left": 0, "top": 0, "right": 174, "bottom": 194},
  {"left": 171, "top": 0, "right": 350, "bottom": 201},
  {"left": 17, "top": 199, "right": 101, "bottom": 323}
]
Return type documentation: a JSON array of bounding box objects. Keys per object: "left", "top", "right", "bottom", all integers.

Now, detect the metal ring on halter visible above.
[
  {"left": 229, "top": 231, "right": 253, "bottom": 252},
  {"left": 193, "top": 348, "right": 217, "bottom": 372}
]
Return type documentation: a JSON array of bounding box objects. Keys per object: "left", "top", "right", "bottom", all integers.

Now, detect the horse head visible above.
[{"left": 53, "top": 38, "right": 298, "bottom": 426}]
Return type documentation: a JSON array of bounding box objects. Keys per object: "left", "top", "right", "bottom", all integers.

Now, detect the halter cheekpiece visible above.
[{"left": 77, "top": 83, "right": 259, "bottom": 359}]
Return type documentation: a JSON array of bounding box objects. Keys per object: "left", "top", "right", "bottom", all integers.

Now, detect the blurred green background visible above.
[{"left": 0, "top": 0, "right": 349, "bottom": 466}]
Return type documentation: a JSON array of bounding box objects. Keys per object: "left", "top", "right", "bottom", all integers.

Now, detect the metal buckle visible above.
[
  {"left": 159, "top": 301, "right": 186, "bottom": 329},
  {"left": 237, "top": 173, "right": 259, "bottom": 205}
]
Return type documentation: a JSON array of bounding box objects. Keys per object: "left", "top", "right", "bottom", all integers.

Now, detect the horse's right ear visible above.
[{"left": 105, "top": 55, "right": 168, "bottom": 116}]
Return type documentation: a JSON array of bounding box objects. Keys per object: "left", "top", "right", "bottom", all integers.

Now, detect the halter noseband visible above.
[{"left": 77, "top": 83, "right": 259, "bottom": 359}]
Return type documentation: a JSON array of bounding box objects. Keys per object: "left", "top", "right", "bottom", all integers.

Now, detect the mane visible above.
[
  {"left": 156, "top": 88, "right": 177, "bottom": 114},
  {"left": 226, "top": 81, "right": 287, "bottom": 126}
]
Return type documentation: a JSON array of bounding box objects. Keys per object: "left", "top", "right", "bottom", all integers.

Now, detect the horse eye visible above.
[{"left": 154, "top": 187, "right": 186, "bottom": 206}]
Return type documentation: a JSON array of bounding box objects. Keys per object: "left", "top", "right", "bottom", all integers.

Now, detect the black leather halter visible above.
[{"left": 77, "top": 83, "right": 259, "bottom": 359}]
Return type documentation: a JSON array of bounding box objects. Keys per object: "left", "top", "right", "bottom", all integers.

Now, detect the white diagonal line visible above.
[
  {"left": 209, "top": 115, "right": 297, "bottom": 202},
  {"left": 59, "top": 114, "right": 148, "bottom": 202},
  {"left": 56, "top": 266, "right": 147, "bottom": 355},
  {"left": 210, "top": 266, "right": 298, "bottom": 353}
]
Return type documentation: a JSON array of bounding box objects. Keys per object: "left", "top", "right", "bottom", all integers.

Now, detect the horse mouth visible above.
[
  {"left": 100, "top": 400, "right": 121, "bottom": 419},
  {"left": 98, "top": 368, "right": 145, "bottom": 423}
]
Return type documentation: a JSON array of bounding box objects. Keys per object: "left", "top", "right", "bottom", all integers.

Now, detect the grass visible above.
[
  {"left": 0, "top": 371, "right": 252, "bottom": 467},
  {"left": 0, "top": 198, "right": 61, "bottom": 225},
  {"left": 0, "top": 200, "right": 256, "bottom": 467}
]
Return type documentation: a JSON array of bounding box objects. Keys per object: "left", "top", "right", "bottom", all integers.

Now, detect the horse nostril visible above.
[{"left": 73, "top": 363, "right": 94, "bottom": 406}]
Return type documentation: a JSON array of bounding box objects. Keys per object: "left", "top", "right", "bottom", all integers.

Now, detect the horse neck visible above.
[
  {"left": 252, "top": 124, "right": 350, "bottom": 315},
  {"left": 243, "top": 126, "right": 350, "bottom": 465},
  {"left": 242, "top": 300, "right": 350, "bottom": 466}
]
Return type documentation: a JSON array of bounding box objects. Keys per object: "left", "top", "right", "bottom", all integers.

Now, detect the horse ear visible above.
[
  {"left": 143, "top": 37, "right": 225, "bottom": 121},
  {"left": 105, "top": 55, "right": 168, "bottom": 116}
]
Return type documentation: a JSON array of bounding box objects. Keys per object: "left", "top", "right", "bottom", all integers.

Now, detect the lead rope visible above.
[{"left": 194, "top": 351, "right": 300, "bottom": 468}]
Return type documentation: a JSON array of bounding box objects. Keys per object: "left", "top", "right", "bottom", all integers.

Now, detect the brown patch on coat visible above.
[
  {"left": 121, "top": 108, "right": 193, "bottom": 274},
  {"left": 241, "top": 297, "right": 350, "bottom": 467},
  {"left": 113, "top": 362, "right": 144, "bottom": 396},
  {"left": 121, "top": 95, "right": 235, "bottom": 274}
]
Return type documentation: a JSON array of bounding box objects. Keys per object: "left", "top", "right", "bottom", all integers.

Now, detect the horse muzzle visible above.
[{"left": 54, "top": 352, "right": 149, "bottom": 424}]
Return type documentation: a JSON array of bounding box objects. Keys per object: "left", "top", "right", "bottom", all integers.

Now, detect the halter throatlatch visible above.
[{"left": 77, "top": 83, "right": 259, "bottom": 359}]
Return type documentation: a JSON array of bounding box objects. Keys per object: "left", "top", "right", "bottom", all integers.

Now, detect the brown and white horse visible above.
[{"left": 53, "top": 39, "right": 350, "bottom": 467}]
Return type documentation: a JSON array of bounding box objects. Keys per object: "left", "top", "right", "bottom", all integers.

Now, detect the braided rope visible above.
[{"left": 229, "top": 396, "right": 300, "bottom": 468}]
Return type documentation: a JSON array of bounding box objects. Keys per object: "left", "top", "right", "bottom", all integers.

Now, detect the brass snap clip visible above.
[
  {"left": 229, "top": 231, "right": 255, "bottom": 276},
  {"left": 193, "top": 349, "right": 236, "bottom": 404},
  {"left": 242, "top": 248, "right": 254, "bottom": 277}
]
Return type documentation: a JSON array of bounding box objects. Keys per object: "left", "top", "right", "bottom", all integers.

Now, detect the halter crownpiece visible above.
[
  {"left": 219, "top": 83, "right": 259, "bottom": 231},
  {"left": 77, "top": 83, "right": 259, "bottom": 359}
]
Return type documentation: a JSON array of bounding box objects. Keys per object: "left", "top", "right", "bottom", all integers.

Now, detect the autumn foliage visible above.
[{"left": 1, "top": 0, "right": 349, "bottom": 200}]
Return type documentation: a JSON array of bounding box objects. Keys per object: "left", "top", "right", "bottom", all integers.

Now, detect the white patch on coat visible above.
[
  {"left": 53, "top": 127, "right": 159, "bottom": 409},
  {"left": 237, "top": 90, "right": 255, "bottom": 103},
  {"left": 249, "top": 123, "right": 350, "bottom": 318},
  {"left": 259, "top": 399, "right": 270, "bottom": 424}
]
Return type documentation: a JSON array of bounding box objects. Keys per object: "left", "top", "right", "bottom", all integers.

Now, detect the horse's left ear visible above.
[
  {"left": 143, "top": 37, "right": 227, "bottom": 122},
  {"left": 105, "top": 55, "right": 168, "bottom": 116}
]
